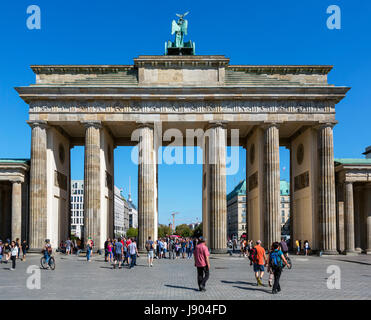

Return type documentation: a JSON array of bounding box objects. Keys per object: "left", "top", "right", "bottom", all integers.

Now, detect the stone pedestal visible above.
[
  {"left": 207, "top": 122, "right": 227, "bottom": 253},
  {"left": 28, "top": 121, "right": 48, "bottom": 250},
  {"left": 137, "top": 123, "right": 157, "bottom": 252},
  {"left": 11, "top": 181, "right": 22, "bottom": 241},
  {"left": 264, "top": 124, "right": 281, "bottom": 246},
  {"left": 83, "top": 121, "right": 101, "bottom": 249},
  {"left": 344, "top": 181, "right": 356, "bottom": 254},
  {"left": 318, "top": 124, "right": 337, "bottom": 255}
]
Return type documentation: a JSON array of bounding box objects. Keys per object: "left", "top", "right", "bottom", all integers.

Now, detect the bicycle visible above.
[
  {"left": 40, "top": 254, "right": 56, "bottom": 270},
  {"left": 283, "top": 253, "right": 292, "bottom": 270}
]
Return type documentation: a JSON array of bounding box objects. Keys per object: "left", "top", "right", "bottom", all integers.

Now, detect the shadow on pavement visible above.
[{"left": 164, "top": 284, "right": 199, "bottom": 292}]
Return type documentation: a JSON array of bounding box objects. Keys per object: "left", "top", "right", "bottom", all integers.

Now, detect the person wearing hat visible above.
[{"left": 193, "top": 237, "right": 210, "bottom": 292}]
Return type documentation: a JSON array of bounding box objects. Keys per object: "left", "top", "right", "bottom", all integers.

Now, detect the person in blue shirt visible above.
[
  {"left": 268, "top": 242, "right": 288, "bottom": 294},
  {"left": 187, "top": 238, "right": 194, "bottom": 259}
]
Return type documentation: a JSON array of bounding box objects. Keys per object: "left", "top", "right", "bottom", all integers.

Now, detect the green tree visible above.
[
  {"left": 126, "top": 227, "right": 138, "bottom": 239},
  {"left": 175, "top": 224, "right": 192, "bottom": 237},
  {"left": 192, "top": 222, "right": 203, "bottom": 238},
  {"left": 158, "top": 224, "right": 171, "bottom": 238}
]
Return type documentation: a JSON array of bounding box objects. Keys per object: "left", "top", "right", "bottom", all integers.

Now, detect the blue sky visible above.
[{"left": 0, "top": 1, "right": 370, "bottom": 225}]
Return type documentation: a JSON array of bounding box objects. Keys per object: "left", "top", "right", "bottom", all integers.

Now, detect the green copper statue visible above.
[{"left": 165, "top": 12, "right": 195, "bottom": 55}]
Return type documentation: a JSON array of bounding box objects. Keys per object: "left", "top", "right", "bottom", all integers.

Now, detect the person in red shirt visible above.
[
  {"left": 193, "top": 237, "right": 210, "bottom": 292},
  {"left": 253, "top": 240, "right": 267, "bottom": 286}
]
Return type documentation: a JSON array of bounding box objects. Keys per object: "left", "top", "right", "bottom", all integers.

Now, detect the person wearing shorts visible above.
[
  {"left": 253, "top": 240, "right": 267, "bottom": 286},
  {"left": 113, "top": 238, "right": 123, "bottom": 269},
  {"left": 146, "top": 236, "right": 154, "bottom": 267}
]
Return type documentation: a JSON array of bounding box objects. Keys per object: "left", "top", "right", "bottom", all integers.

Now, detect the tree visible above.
[
  {"left": 192, "top": 222, "right": 203, "bottom": 238},
  {"left": 175, "top": 224, "right": 192, "bottom": 238},
  {"left": 158, "top": 224, "right": 171, "bottom": 238},
  {"left": 126, "top": 227, "right": 138, "bottom": 239}
]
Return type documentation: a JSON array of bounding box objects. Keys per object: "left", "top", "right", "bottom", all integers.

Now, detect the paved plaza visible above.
[{"left": 1, "top": 253, "right": 370, "bottom": 300}]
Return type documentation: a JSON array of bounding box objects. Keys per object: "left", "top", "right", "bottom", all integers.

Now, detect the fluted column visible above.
[
  {"left": 208, "top": 122, "right": 227, "bottom": 253},
  {"left": 344, "top": 181, "right": 356, "bottom": 254},
  {"left": 264, "top": 124, "right": 281, "bottom": 246},
  {"left": 365, "top": 185, "right": 371, "bottom": 254},
  {"left": 11, "top": 180, "right": 22, "bottom": 241},
  {"left": 82, "top": 121, "right": 101, "bottom": 248},
  {"left": 354, "top": 185, "right": 362, "bottom": 252},
  {"left": 28, "top": 121, "right": 48, "bottom": 250},
  {"left": 318, "top": 124, "right": 337, "bottom": 254},
  {"left": 137, "top": 123, "right": 156, "bottom": 251}
]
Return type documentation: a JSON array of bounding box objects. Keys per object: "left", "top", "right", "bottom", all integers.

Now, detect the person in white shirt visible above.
[{"left": 10, "top": 241, "right": 18, "bottom": 270}]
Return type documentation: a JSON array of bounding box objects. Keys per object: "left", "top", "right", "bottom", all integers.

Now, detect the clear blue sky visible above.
[{"left": 0, "top": 1, "right": 370, "bottom": 225}]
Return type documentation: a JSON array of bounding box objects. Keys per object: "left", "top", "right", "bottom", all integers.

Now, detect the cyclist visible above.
[{"left": 43, "top": 239, "right": 52, "bottom": 267}]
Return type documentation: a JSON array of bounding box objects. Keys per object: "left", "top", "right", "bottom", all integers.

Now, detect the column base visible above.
[
  {"left": 365, "top": 249, "right": 371, "bottom": 255},
  {"left": 320, "top": 250, "right": 339, "bottom": 256},
  {"left": 344, "top": 250, "right": 359, "bottom": 256},
  {"left": 355, "top": 247, "right": 362, "bottom": 252},
  {"left": 210, "top": 248, "right": 228, "bottom": 254}
]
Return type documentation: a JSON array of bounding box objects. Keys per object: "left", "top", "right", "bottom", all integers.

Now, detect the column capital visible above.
[
  {"left": 207, "top": 120, "right": 228, "bottom": 129},
  {"left": 81, "top": 121, "right": 102, "bottom": 129},
  {"left": 11, "top": 179, "right": 23, "bottom": 184},
  {"left": 27, "top": 120, "right": 48, "bottom": 129},
  {"left": 262, "top": 121, "right": 282, "bottom": 130},
  {"left": 136, "top": 121, "right": 154, "bottom": 129},
  {"left": 314, "top": 121, "right": 338, "bottom": 130}
]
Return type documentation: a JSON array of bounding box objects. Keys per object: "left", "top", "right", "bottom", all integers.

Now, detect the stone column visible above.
[
  {"left": 365, "top": 185, "right": 371, "bottom": 254},
  {"left": 82, "top": 121, "right": 101, "bottom": 248},
  {"left": 344, "top": 181, "right": 356, "bottom": 254},
  {"left": 318, "top": 124, "right": 337, "bottom": 254},
  {"left": 28, "top": 121, "right": 48, "bottom": 250},
  {"left": 354, "top": 186, "right": 362, "bottom": 252},
  {"left": 208, "top": 122, "right": 227, "bottom": 253},
  {"left": 264, "top": 124, "right": 281, "bottom": 246},
  {"left": 11, "top": 180, "right": 22, "bottom": 241},
  {"left": 137, "top": 123, "right": 156, "bottom": 252}
]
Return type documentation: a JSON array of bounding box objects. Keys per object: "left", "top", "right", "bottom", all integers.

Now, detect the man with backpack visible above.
[
  {"left": 268, "top": 242, "right": 289, "bottom": 294},
  {"left": 146, "top": 236, "right": 154, "bottom": 267}
]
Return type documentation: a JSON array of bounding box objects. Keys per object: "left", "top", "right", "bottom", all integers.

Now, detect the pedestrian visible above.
[
  {"left": 181, "top": 239, "right": 186, "bottom": 259},
  {"left": 227, "top": 239, "right": 233, "bottom": 256},
  {"left": 280, "top": 238, "right": 289, "bottom": 257},
  {"left": 168, "top": 239, "right": 175, "bottom": 259},
  {"left": 21, "top": 240, "right": 28, "bottom": 261},
  {"left": 146, "top": 236, "right": 154, "bottom": 267},
  {"left": 3, "top": 240, "right": 10, "bottom": 263},
  {"left": 193, "top": 237, "right": 210, "bottom": 292},
  {"left": 253, "top": 240, "right": 267, "bottom": 286},
  {"left": 128, "top": 238, "right": 138, "bottom": 269},
  {"left": 113, "top": 238, "right": 123, "bottom": 269},
  {"left": 107, "top": 240, "right": 113, "bottom": 263},
  {"left": 10, "top": 241, "right": 18, "bottom": 270},
  {"left": 0, "top": 240, "right": 3, "bottom": 263},
  {"left": 187, "top": 238, "right": 194, "bottom": 259},
  {"left": 65, "top": 237, "right": 72, "bottom": 255},
  {"left": 295, "top": 240, "right": 300, "bottom": 255},
  {"left": 104, "top": 238, "right": 110, "bottom": 262},
  {"left": 304, "top": 240, "right": 310, "bottom": 256},
  {"left": 86, "top": 238, "right": 92, "bottom": 262},
  {"left": 15, "top": 238, "right": 21, "bottom": 259},
  {"left": 268, "top": 242, "right": 288, "bottom": 294}
]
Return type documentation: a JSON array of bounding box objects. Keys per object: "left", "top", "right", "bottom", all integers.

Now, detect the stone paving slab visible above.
[{"left": 0, "top": 253, "right": 370, "bottom": 300}]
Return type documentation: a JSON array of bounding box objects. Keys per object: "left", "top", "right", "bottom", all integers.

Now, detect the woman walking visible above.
[
  {"left": 10, "top": 241, "right": 18, "bottom": 270},
  {"left": 86, "top": 238, "right": 93, "bottom": 262}
]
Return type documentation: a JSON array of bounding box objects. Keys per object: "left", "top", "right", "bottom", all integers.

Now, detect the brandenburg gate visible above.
[{"left": 15, "top": 53, "right": 349, "bottom": 253}]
